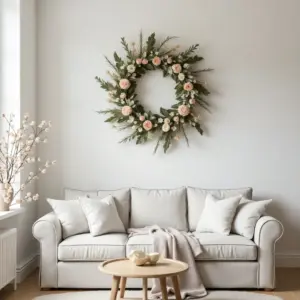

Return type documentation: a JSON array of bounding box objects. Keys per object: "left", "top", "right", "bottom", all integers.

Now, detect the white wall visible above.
[{"left": 37, "top": 0, "right": 300, "bottom": 263}]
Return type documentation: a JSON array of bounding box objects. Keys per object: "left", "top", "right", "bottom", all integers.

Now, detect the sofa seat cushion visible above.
[
  {"left": 126, "top": 233, "right": 257, "bottom": 261},
  {"left": 58, "top": 233, "right": 128, "bottom": 261},
  {"left": 193, "top": 232, "right": 257, "bottom": 261}
]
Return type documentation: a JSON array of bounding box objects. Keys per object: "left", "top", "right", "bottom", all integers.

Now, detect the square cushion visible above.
[
  {"left": 47, "top": 199, "right": 89, "bottom": 239},
  {"left": 187, "top": 187, "right": 253, "bottom": 231},
  {"left": 126, "top": 233, "right": 257, "bottom": 261},
  {"left": 97, "top": 188, "right": 130, "bottom": 229},
  {"left": 80, "top": 196, "right": 125, "bottom": 236},
  {"left": 193, "top": 232, "right": 257, "bottom": 261},
  {"left": 196, "top": 194, "right": 241, "bottom": 235},
  {"left": 64, "top": 188, "right": 130, "bottom": 229},
  {"left": 232, "top": 198, "right": 272, "bottom": 239},
  {"left": 58, "top": 233, "right": 128, "bottom": 261},
  {"left": 130, "top": 187, "right": 187, "bottom": 230}
]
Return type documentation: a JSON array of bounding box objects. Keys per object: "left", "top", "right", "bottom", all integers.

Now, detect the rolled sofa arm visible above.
[
  {"left": 254, "top": 216, "right": 284, "bottom": 289},
  {"left": 33, "top": 212, "right": 62, "bottom": 288}
]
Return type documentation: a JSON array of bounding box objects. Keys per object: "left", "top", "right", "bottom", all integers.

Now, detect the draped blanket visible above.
[{"left": 128, "top": 226, "right": 207, "bottom": 299}]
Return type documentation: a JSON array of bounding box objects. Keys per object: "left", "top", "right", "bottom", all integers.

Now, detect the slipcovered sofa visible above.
[{"left": 33, "top": 187, "right": 283, "bottom": 290}]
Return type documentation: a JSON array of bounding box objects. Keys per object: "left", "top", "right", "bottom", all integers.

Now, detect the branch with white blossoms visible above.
[{"left": 0, "top": 113, "right": 56, "bottom": 204}]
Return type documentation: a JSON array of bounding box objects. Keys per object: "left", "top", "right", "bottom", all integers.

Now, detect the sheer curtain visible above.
[{"left": 0, "top": 0, "right": 21, "bottom": 201}]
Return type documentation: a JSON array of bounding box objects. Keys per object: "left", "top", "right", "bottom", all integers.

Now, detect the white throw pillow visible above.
[
  {"left": 232, "top": 198, "right": 272, "bottom": 239},
  {"left": 80, "top": 196, "right": 125, "bottom": 237},
  {"left": 97, "top": 188, "right": 130, "bottom": 229},
  {"left": 187, "top": 186, "right": 253, "bottom": 231},
  {"left": 47, "top": 199, "right": 89, "bottom": 239},
  {"left": 196, "top": 194, "right": 241, "bottom": 235}
]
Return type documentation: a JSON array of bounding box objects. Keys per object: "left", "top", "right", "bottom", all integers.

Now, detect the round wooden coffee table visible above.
[{"left": 99, "top": 258, "right": 188, "bottom": 300}]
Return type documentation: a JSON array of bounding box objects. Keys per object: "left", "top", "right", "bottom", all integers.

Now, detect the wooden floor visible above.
[{"left": 1, "top": 268, "right": 300, "bottom": 300}]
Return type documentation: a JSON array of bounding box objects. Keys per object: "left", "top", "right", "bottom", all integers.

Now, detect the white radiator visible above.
[{"left": 0, "top": 228, "right": 17, "bottom": 291}]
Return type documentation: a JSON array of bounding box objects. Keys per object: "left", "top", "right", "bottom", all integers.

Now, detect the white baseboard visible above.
[
  {"left": 17, "top": 253, "right": 39, "bottom": 283},
  {"left": 276, "top": 253, "right": 300, "bottom": 267}
]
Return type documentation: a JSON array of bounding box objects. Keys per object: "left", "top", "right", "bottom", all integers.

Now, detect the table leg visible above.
[
  {"left": 142, "top": 278, "right": 148, "bottom": 300},
  {"left": 171, "top": 276, "right": 182, "bottom": 300},
  {"left": 110, "top": 276, "right": 120, "bottom": 300},
  {"left": 159, "top": 277, "right": 168, "bottom": 300},
  {"left": 120, "top": 277, "right": 127, "bottom": 299}
]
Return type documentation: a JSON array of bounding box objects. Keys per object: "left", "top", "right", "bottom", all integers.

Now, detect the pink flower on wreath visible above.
[
  {"left": 119, "top": 78, "right": 131, "bottom": 90},
  {"left": 189, "top": 98, "right": 196, "bottom": 105},
  {"left": 172, "top": 64, "right": 182, "bottom": 74},
  {"left": 136, "top": 58, "right": 143, "bottom": 65},
  {"left": 121, "top": 106, "right": 132, "bottom": 116},
  {"left": 178, "top": 105, "right": 190, "bottom": 116},
  {"left": 139, "top": 115, "right": 145, "bottom": 122},
  {"left": 152, "top": 56, "right": 161, "bottom": 66},
  {"left": 183, "top": 82, "right": 194, "bottom": 91},
  {"left": 142, "top": 59, "right": 148, "bottom": 65},
  {"left": 143, "top": 120, "right": 153, "bottom": 131}
]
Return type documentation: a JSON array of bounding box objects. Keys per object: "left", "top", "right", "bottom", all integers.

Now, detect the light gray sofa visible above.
[{"left": 33, "top": 187, "right": 283, "bottom": 290}]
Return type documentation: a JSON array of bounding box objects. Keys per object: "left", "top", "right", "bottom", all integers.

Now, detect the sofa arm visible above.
[
  {"left": 254, "top": 216, "right": 284, "bottom": 289},
  {"left": 33, "top": 212, "right": 62, "bottom": 288}
]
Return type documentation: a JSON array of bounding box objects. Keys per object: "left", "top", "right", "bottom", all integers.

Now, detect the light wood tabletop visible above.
[
  {"left": 99, "top": 258, "right": 188, "bottom": 300},
  {"left": 99, "top": 258, "right": 188, "bottom": 278}
]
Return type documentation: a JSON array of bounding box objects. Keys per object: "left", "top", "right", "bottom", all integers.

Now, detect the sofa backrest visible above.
[
  {"left": 187, "top": 187, "right": 253, "bottom": 231},
  {"left": 64, "top": 186, "right": 253, "bottom": 232},
  {"left": 130, "top": 187, "right": 187, "bottom": 231},
  {"left": 64, "top": 188, "right": 131, "bottom": 229}
]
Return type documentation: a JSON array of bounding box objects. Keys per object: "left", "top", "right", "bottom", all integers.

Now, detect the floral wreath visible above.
[{"left": 96, "top": 32, "right": 211, "bottom": 153}]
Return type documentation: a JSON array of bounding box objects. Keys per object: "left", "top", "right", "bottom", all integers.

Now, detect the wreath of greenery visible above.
[{"left": 96, "top": 32, "right": 211, "bottom": 153}]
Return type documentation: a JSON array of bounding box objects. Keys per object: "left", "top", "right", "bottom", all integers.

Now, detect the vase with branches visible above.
[{"left": 0, "top": 113, "right": 56, "bottom": 211}]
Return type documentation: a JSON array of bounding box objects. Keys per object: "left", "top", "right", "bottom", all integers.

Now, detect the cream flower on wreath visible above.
[
  {"left": 139, "top": 115, "right": 145, "bottom": 122},
  {"left": 127, "top": 64, "right": 136, "bottom": 73},
  {"left": 128, "top": 116, "right": 135, "bottom": 123},
  {"left": 119, "top": 79, "right": 131, "bottom": 90},
  {"left": 162, "top": 123, "right": 170, "bottom": 132},
  {"left": 143, "top": 120, "right": 153, "bottom": 131},
  {"left": 178, "top": 73, "right": 185, "bottom": 81},
  {"left": 120, "top": 93, "right": 126, "bottom": 99},
  {"left": 121, "top": 106, "right": 133, "bottom": 116},
  {"left": 189, "top": 98, "right": 196, "bottom": 105},
  {"left": 152, "top": 56, "right": 161, "bottom": 66},
  {"left": 173, "top": 116, "right": 180, "bottom": 123},
  {"left": 183, "top": 82, "right": 193, "bottom": 91},
  {"left": 172, "top": 64, "right": 182, "bottom": 74},
  {"left": 178, "top": 105, "right": 190, "bottom": 116}
]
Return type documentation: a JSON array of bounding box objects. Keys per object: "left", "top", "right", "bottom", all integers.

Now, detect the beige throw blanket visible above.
[{"left": 128, "top": 226, "right": 207, "bottom": 299}]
